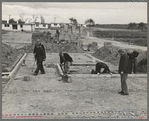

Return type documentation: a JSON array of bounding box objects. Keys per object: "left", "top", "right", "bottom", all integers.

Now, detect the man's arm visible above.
[
  {"left": 33, "top": 46, "right": 36, "bottom": 59},
  {"left": 65, "top": 53, "right": 73, "bottom": 62},
  {"left": 60, "top": 56, "right": 65, "bottom": 64},
  {"left": 41, "top": 44, "right": 46, "bottom": 59},
  {"left": 121, "top": 54, "right": 129, "bottom": 73}
]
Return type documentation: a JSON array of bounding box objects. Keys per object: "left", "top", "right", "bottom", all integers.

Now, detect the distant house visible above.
[
  {"left": 51, "top": 23, "right": 61, "bottom": 28},
  {"left": 23, "top": 23, "right": 35, "bottom": 32},
  {"left": 50, "top": 23, "right": 61, "bottom": 30},
  {"left": 2, "top": 20, "right": 7, "bottom": 24},
  {"left": 2, "top": 22, "right": 23, "bottom": 31},
  {"left": 2, "top": 20, "right": 35, "bottom": 32},
  {"left": 35, "top": 23, "right": 48, "bottom": 30}
]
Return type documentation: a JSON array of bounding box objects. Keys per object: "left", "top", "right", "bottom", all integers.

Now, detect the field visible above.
[{"left": 92, "top": 29, "right": 147, "bottom": 47}]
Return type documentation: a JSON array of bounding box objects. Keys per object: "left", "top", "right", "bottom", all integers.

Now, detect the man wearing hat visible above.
[
  {"left": 127, "top": 50, "right": 139, "bottom": 74},
  {"left": 118, "top": 49, "right": 130, "bottom": 95},
  {"left": 33, "top": 39, "right": 46, "bottom": 75}
]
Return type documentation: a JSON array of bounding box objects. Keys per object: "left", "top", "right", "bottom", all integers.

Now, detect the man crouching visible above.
[
  {"left": 59, "top": 52, "right": 73, "bottom": 74},
  {"left": 91, "top": 62, "right": 112, "bottom": 75}
]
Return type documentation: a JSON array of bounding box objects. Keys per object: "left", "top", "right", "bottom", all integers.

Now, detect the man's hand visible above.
[
  {"left": 120, "top": 71, "right": 124, "bottom": 74},
  {"left": 60, "top": 63, "right": 64, "bottom": 66}
]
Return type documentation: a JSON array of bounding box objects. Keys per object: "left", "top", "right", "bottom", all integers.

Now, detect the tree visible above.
[
  {"left": 69, "top": 17, "right": 78, "bottom": 33},
  {"left": 73, "top": 19, "right": 77, "bottom": 25},
  {"left": 40, "top": 15, "right": 45, "bottom": 23},
  {"left": 69, "top": 17, "right": 77, "bottom": 25},
  {"left": 19, "top": 13, "right": 25, "bottom": 21},
  {"left": 128, "top": 22, "right": 136, "bottom": 31},
  {"left": 32, "top": 14, "right": 38, "bottom": 22},
  {"left": 69, "top": 17, "right": 73, "bottom": 24},
  {"left": 138, "top": 22, "right": 145, "bottom": 31},
  {"left": 18, "top": 19, "right": 25, "bottom": 24},
  {"left": 85, "top": 19, "right": 95, "bottom": 26},
  {"left": 9, "top": 18, "right": 15, "bottom": 24}
]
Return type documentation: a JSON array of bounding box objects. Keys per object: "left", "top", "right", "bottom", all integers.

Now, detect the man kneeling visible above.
[{"left": 91, "top": 62, "right": 112, "bottom": 75}]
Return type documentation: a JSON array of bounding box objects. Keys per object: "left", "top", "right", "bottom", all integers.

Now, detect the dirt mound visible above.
[
  {"left": 137, "top": 58, "right": 147, "bottom": 73},
  {"left": 92, "top": 45, "right": 120, "bottom": 63},
  {"left": 92, "top": 45, "right": 147, "bottom": 73},
  {"left": 88, "top": 42, "right": 98, "bottom": 52},
  {"left": 2, "top": 43, "right": 19, "bottom": 72},
  {"left": 2, "top": 42, "right": 33, "bottom": 72}
]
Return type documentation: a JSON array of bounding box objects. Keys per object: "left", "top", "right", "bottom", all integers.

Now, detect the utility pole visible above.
[
  {"left": 54, "top": 17, "right": 56, "bottom": 23},
  {"left": 9, "top": 15, "right": 11, "bottom": 30}
]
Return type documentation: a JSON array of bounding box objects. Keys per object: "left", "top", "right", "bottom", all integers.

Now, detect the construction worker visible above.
[
  {"left": 127, "top": 50, "right": 139, "bottom": 74},
  {"left": 56, "top": 30, "right": 60, "bottom": 42},
  {"left": 118, "top": 49, "right": 130, "bottom": 95},
  {"left": 59, "top": 52, "right": 73, "bottom": 74},
  {"left": 91, "top": 62, "right": 112, "bottom": 75},
  {"left": 33, "top": 39, "right": 46, "bottom": 75}
]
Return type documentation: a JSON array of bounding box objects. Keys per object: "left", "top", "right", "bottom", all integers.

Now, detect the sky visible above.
[{"left": 2, "top": 2, "right": 147, "bottom": 24}]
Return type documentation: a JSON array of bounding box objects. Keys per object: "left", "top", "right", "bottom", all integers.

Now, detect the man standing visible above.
[
  {"left": 127, "top": 50, "right": 139, "bottom": 74},
  {"left": 118, "top": 49, "right": 130, "bottom": 95},
  {"left": 59, "top": 52, "right": 73, "bottom": 74},
  {"left": 33, "top": 39, "right": 46, "bottom": 75},
  {"left": 91, "top": 62, "right": 112, "bottom": 75},
  {"left": 56, "top": 30, "right": 60, "bottom": 42}
]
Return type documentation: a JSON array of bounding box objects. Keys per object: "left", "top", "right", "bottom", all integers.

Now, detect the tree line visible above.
[
  {"left": 128, "top": 22, "right": 146, "bottom": 31},
  {"left": 7, "top": 15, "right": 146, "bottom": 32}
]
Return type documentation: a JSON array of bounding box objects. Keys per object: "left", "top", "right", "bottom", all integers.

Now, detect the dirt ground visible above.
[
  {"left": 2, "top": 28, "right": 147, "bottom": 119},
  {"left": 2, "top": 53, "right": 147, "bottom": 119}
]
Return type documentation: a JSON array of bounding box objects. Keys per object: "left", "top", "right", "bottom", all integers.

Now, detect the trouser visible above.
[
  {"left": 120, "top": 73, "right": 128, "bottom": 93},
  {"left": 64, "top": 61, "right": 71, "bottom": 74},
  {"left": 129, "top": 59, "right": 137, "bottom": 74},
  {"left": 34, "top": 60, "right": 45, "bottom": 74}
]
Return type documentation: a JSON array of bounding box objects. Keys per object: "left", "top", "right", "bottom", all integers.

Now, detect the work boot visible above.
[
  {"left": 33, "top": 72, "right": 38, "bottom": 76},
  {"left": 40, "top": 72, "right": 45, "bottom": 74},
  {"left": 118, "top": 91, "right": 124, "bottom": 94},
  {"left": 121, "top": 93, "right": 129, "bottom": 95}
]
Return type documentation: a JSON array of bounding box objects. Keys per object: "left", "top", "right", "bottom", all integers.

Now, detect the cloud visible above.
[
  {"left": 2, "top": 2, "right": 147, "bottom": 24},
  {"left": 2, "top": 2, "right": 147, "bottom": 9}
]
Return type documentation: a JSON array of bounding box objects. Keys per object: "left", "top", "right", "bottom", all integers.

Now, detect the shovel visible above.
[{"left": 32, "top": 59, "right": 36, "bottom": 72}]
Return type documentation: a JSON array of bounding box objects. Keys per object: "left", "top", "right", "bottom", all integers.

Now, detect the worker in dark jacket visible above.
[
  {"left": 127, "top": 50, "right": 139, "bottom": 74},
  {"left": 33, "top": 40, "right": 46, "bottom": 75},
  {"left": 91, "top": 62, "right": 112, "bottom": 75},
  {"left": 118, "top": 49, "right": 130, "bottom": 95},
  {"left": 59, "top": 52, "right": 73, "bottom": 74},
  {"left": 56, "top": 30, "right": 60, "bottom": 42}
]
